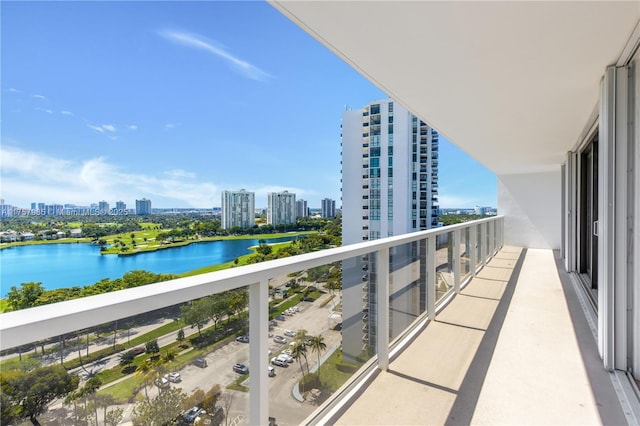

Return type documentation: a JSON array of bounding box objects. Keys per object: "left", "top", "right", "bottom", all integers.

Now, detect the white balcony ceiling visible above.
[{"left": 271, "top": 1, "right": 639, "bottom": 175}]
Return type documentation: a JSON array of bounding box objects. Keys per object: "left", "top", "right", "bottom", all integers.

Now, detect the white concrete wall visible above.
[{"left": 498, "top": 170, "right": 561, "bottom": 249}]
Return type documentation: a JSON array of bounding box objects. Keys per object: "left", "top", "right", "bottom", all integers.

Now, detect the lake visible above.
[{"left": 0, "top": 236, "right": 299, "bottom": 296}]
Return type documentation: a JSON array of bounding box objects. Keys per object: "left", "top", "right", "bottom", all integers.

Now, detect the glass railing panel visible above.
[
  {"left": 388, "top": 241, "right": 426, "bottom": 342},
  {"left": 435, "top": 232, "right": 454, "bottom": 304},
  {"left": 267, "top": 252, "right": 376, "bottom": 424},
  {"left": 0, "top": 292, "right": 250, "bottom": 426},
  {"left": 460, "top": 227, "right": 471, "bottom": 282}
]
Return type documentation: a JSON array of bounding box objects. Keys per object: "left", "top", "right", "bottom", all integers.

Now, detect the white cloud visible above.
[
  {"left": 87, "top": 124, "right": 105, "bottom": 133},
  {"left": 45, "top": 109, "right": 53, "bottom": 114},
  {"left": 31, "top": 94, "right": 46, "bottom": 99},
  {"left": 9, "top": 88, "right": 20, "bottom": 93},
  {"left": 159, "top": 30, "right": 273, "bottom": 82},
  {"left": 87, "top": 124, "right": 117, "bottom": 133},
  {"left": 60, "top": 110, "right": 74, "bottom": 116},
  {"left": 0, "top": 146, "right": 218, "bottom": 208},
  {"left": 165, "top": 123, "right": 177, "bottom": 130},
  {"left": 165, "top": 169, "right": 196, "bottom": 179},
  {"left": 128, "top": 125, "right": 138, "bottom": 131}
]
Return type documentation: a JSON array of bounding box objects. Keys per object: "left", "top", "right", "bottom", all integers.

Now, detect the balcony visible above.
[{"left": 1, "top": 216, "right": 635, "bottom": 425}]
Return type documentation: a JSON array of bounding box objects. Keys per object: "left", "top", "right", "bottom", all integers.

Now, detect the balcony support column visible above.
[
  {"left": 427, "top": 237, "right": 436, "bottom": 318},
  {"left": 453, "top": 229, "right": 461, "bottom": 293},
  {"left": 488, "top": 220, "right": 495, "bottom": 257},
  {"left": 377, "top": 247, "right": 390, "bottom": 371},
  {"left": 249, "top": 280, "right": 268, "bottom": 426}
]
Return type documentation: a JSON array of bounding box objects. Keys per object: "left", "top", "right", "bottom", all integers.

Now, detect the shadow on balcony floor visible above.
[{"left": 332, "top": 247, "right": 628, "bottom": 425}]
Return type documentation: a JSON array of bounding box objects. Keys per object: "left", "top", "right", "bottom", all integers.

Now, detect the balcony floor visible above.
[{"left": 334, "top": 247, "right": 628, "bottom": 425}]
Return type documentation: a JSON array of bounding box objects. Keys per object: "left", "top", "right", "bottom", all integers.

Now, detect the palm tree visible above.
[
  {"left": 310, "top": 335, "right": 327, "bottom": 382},
  {"left": 291, "top": 342, "right": 308, "bottom": 386}
]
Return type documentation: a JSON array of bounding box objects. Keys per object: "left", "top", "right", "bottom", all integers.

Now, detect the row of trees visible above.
[
  {"left": 4, "top": 270, "right": 179, "bottom": 311},
  {"left": 180, "top": 290, "right": 249, "bottom": 337}
]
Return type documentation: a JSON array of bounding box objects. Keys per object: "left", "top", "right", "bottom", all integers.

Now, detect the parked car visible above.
[
  {"left": 183, "top": 406, "right": 206, "bottom": 424},
  {"left": 165, "top": 372, "right": 181, "bottom": 383},
  {"left": 276, "top": 315, "right": 285, "bottom": 321},
  {"left": 233, "top": 363, "right": 249, "bottom": 374},
  {"left": 268, "top": 366, "right": 276, "bottom": 377},
  {"left": 192, "top": 357, "right": 207, "bottom": 368},
  {"left": 277, "top": 353, "right": 293, "bottom": 363},
  {"left": 236, "top": 335, "right": 249, "bottom": 343},
  {"left": 271, "top": 357, "right": 288, "bottom": 367},
  {"left": 284, "top": 329, "right": 296, "bottom": 337},
  {"left": 155, "top": 377, "right": 170, "bottom": 389},
  {"left": 302, "top": 297, "right": 315, "bottom": 302},
  {"left": 273, "top": 335, "right": 287, "bottom": 344}
]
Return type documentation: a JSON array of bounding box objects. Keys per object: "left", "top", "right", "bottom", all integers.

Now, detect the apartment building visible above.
[
  {"left": 267, "top": 190, "right": 296, "bottom": 226},
  {"left": 321, "top": 198, "right": 336, "bottom": 218},
  {"left": 135, "top": 198, "right": 151, "bottom": 215},
  {"left": 296, "top": 199, "right": 308, "bottom": 218},
  {"left": 341, "top": 99, "right": 439, "bottom": 361},
  {"left": 221, "top": 189, "right": 255, "bottom": 230}
]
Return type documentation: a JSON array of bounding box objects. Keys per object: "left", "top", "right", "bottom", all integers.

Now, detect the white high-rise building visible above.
[
  {"left": 267, "top": 191, "right": 296, "bottom": 226},
  {"left": 221, "top": 189, "right": 255, "bottom": 230},
  {"left": 296, "top": 199, "right": 308, "bottom": 218},
  {"left": 135, "top": 198, "right": 152, "bottom": 215},
  {"left": 321, "top": 198, "right": 336, "bottom": 218},
  {"left": 341, "top": 99, "right": 439, "bottom": 362}
]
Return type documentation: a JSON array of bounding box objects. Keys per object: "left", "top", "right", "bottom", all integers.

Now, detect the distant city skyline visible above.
[{"left": 1, "top": 2, "right": 497, "bottom": 211}]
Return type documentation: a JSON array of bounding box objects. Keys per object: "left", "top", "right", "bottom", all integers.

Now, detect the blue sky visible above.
[{"left": 1, "top": 1, "right": 496, "bottom": 209}]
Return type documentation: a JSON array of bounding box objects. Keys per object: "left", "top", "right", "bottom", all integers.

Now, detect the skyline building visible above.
[
  {"left": 341, "top": 98, "right": 439, "bottom": 362},
  {"left": 267, "top": 191, "right": 296, "bottom": 226},
  {"left": 98, "top": 201, "right": 110, "bottom": 215},
  {"left": 321, "top": 198, "right": 336, "bottom": 218},
  {"left": 115, "top": 201, "right": 126, "bottom": 212},
  {"left": 135, "top": 198, "right": 152, "bottom": 215},
  {"left": 296, "top": 199, "right": 308, "bottom": 218},
  {"left": 221, "top": 189, "right": 255, "bottom": 230}
]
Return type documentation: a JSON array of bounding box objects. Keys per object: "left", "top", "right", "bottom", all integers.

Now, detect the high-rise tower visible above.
[{"left": 341, "top": 99, "right": 439, "bottom": 361}]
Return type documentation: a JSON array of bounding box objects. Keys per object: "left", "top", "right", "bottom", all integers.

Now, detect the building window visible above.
[
  {"left": 370, "top": 104, "right": 380, "bottom": 114},
  {"left": 388, "top": 124, "right": 393, "bottom": 134},
  {"left": 388, "top": 102, "right": 393, "bottom": 113}
]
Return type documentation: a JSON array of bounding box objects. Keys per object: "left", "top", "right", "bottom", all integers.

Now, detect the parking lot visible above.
[{"left": 160, "top": 290, "right": 341, "bottom": 425}]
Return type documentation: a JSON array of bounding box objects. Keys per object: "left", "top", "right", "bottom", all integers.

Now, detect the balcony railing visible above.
[{"left": 1, "top": 216, "right": 503, "bottom": 426}]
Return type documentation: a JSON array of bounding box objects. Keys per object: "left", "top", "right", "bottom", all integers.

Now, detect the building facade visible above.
[
  {"left": 341, "top": 99, "right": 439, "bottom": 361},
  {"left": 267, "top": 191, "right": 296, "bottom": 226},
  {"left": 321, "top": 198, "right": 336, "bottom": 218},
  {"left": 135, "top": 198, "right": 152, "bottom": 215},
  {"left": 296, "top": 199, "right": 308, "bottom": 218},
  {"left": 221, "top": 189, "right": 255, "bottom": 230}
]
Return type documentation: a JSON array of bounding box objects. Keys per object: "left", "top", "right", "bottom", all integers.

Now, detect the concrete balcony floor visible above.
[{"left": 333, "top": 247, "right": 629, "bottom": 425}]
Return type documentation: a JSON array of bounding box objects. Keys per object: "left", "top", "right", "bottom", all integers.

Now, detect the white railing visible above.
[{"left": 0, "top": 216, "right": 503, "bottom": 425}]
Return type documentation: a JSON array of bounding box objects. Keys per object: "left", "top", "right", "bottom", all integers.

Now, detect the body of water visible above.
[{"left": 0, "top": 237, "right": 298, "bottom": 296}]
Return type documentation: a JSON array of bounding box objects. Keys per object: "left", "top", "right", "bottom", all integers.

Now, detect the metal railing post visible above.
[
  {"left": 377, "top": 247, "right": 390, "bottom": 371},
  {"left": 470, "top": 225, "right": 478, "bottom": 277},
  {"left": 427, "top": 237, "right": 436, "bottom": 318},
  {"left": 249, "top": 280, "right": 268, "bottom": 426},
  {"left": 453, "top": 229, "right": 461, "bottom": 293}
]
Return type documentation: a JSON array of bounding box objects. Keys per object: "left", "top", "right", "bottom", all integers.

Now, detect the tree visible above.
[
  {"left": 1, "top": 365, "right": 79, "bottom": 426},
  {"left": 176, "top": 328, "right": 185, "bottom": 343},
  {"left": 145, "top": 339, "right": 160, "bottom": 354},
  {"left": 104, "top": 407, "right": 124, "bottom": 426},
  {"left": 291, "top": 342, "right": 308, "bottom": 383},
  {"left": 181, "top": 298, "right": 210, "bottom": 337},
  {"left": 119, "top": 350, "right": 136, "bottom": 367},
  {"left": 133, "top": 387, "right": 186, "bottom": 426},
  {"left": 6, "top": 282, "right": 45, "bottom": 311},
  {"left": 309, "top": 335, "right": 327, "bottom": 382}
]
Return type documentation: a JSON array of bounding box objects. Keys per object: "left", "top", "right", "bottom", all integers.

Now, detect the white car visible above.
[
  {"left": 284, "top": 329, "right": 296, "bottom": 337},
  {"left": 277, "top": 353, "right": 293, "bottom": 363},
  {"left": 271, "top": 357, "right": 287, "bottom": 367},
  {"left": 165, "top": 372, "right": 181, "bottom": 383}
]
